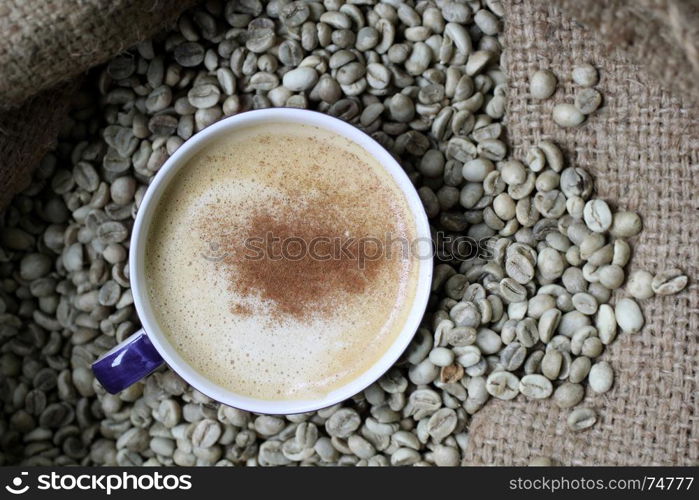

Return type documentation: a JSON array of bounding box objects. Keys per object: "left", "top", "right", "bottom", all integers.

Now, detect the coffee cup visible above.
[{"left": 92, "top": 108, "right": 432, "bottom": 414}]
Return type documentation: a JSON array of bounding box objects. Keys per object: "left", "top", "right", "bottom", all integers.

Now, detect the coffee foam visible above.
[{"left": 145, "top": 122, "right": 419, "bottom": 401}]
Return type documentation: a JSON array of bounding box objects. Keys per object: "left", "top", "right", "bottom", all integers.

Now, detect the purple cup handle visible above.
[{"left": 91, "top": 329, "right": 164, "bottom": 394}]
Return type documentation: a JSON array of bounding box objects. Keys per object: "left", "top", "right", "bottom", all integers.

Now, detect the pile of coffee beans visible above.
[{"left": 0, "top": 0, "right": 687, "bottom": 467}]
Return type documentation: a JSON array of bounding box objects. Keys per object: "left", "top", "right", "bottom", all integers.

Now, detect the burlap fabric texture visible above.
[
  {"left": 464, "top": 0, "right": 698, "bottom": 466},
  {"left": 555, "top": 0, "right": 699, "bottom": 107},
  {"left": 0, "top": 0, "right": 199, "bottom": 109}
]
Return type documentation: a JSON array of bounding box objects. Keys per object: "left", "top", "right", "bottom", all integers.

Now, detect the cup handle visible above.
[{"left": 91, "top": 329, "right": 164, "bottom": 394}]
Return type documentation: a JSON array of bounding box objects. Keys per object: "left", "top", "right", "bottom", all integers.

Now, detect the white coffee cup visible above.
[{"left": 92, "top": 108, "right": 433, "bottom": 414}]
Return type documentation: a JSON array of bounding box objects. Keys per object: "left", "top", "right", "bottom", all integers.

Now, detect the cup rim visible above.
[{"left": 129, "top": 108, "right": 433, "bottom": 414}]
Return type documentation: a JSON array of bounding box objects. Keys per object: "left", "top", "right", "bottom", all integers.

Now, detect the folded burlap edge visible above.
[
  {"left": 0, "top": 0, "right": 200, "bottom": 110},
  {"left": 0, "top": 81, "right": 80, "bottom": 213}
]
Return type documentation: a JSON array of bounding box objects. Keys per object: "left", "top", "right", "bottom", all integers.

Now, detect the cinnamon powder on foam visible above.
[{"left": 199, "top": 188, "right": 396, "bottom": 322}]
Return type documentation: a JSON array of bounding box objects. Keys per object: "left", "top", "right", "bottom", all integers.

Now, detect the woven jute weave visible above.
[
  {"left": 555, "top": 0, "right": 699, "bottom": 108},
  {"left": 464, "top": 0, "right": 699, "bottom": 466},
  {"left": 0, "top": 0, "right": 198, "bottom": 109}
]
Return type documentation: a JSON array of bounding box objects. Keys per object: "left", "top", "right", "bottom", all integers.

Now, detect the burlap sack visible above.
[
  {"left": 0, "top": 82, "right": 79, "bottom": 213},
  {"left": 0, "top": 0, "right": 198, "bottom": 211},
  {"left": 464, "top": 0, "right": 698, "bottom": 466},
  {"left": 0, "top": 0, "right": 199, "bottom": 109}
]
